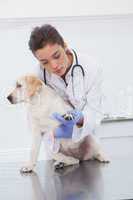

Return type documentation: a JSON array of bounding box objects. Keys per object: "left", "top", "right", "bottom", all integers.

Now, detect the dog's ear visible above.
[{"left": 25, "top": 76, "right": 43, "bottom": 97}]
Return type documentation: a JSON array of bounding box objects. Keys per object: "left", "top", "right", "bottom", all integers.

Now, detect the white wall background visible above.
[
  {"left": 0, "top": 15, "right": 133, "bottom": 161},
  {"left": 0, "top": 0, "right": 133, "bottom": 18}
]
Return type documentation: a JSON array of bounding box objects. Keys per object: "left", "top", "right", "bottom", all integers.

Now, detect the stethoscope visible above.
[{"left": 71, "top": 49, "right": 85, "bottom": 78}]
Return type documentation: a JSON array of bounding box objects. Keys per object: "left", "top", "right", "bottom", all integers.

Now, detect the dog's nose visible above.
[{"left": 7, "top": 95, "right": 13, "bottom": 103}]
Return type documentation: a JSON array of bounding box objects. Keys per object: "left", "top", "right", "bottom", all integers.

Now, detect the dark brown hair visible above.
[{"left": 28, "top": 24, "right": 65, "bottom": 53}]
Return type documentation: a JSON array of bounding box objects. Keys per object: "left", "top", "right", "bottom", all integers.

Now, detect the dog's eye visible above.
[{"left": 16, "top": 83, "right": 22, "bottom": 88}]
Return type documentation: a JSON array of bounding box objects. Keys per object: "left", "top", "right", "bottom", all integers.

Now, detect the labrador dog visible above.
[{"left": 7, "top": 75, "right": 109, "bottom": 173}]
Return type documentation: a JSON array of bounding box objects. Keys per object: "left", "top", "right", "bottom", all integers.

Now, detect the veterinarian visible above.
[{"left": 28, "top": 24, "right": 103, "bottom": 141}]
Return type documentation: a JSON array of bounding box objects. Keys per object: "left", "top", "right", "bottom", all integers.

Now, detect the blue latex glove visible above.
[{"left": 51, "top": 109, "right": 83, "bottom": 138}]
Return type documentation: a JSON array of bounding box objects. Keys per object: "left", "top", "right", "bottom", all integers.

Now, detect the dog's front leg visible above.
[{"left": 20, "top": 130, "right": 42, "bottom": 173}]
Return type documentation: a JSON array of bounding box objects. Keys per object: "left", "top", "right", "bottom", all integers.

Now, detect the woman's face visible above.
[{"left": 34, "top": 43, "right": 72, "bottom": 77}]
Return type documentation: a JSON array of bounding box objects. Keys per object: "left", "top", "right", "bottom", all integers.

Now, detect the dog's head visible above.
[{"left": 7, "top": 75, "right": 43, "bottom": 104}]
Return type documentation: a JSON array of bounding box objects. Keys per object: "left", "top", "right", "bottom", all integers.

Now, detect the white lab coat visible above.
[{"left": 38, "top": 50, "right": 103, "bottom": 142}]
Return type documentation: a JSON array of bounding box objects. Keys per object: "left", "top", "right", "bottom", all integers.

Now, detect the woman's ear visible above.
[
  {"left": 64, "top": 42, "right": 72, "bottom": 55},
  {"left": 64, "top": 42, "right": 68, "bottom": 51}
]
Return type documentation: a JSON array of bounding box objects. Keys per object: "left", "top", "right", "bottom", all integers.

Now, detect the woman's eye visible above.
[
  {"left": 54, "top": 54, "right": 60, "bottom": 59},
  {"left": 42, "top": 61, "right": 48, "bottom": 65}
]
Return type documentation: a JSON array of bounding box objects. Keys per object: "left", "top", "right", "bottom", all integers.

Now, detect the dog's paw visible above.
[
  {"left": 95, "top": 153, "right": 110, "bottom": 163},
  {"left": 20, "top": 165, "right": 34, "bottom": 173},
  {"left": 54, "top": 161, "right": 65, "bottom": 170},
  {"left": 99, "top": 157, "right": 110, "bottom": 163}
]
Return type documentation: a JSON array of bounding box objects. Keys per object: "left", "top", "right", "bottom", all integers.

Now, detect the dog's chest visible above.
[{"left": 28, "top": 105, "right": 59, "bottom": 131}]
